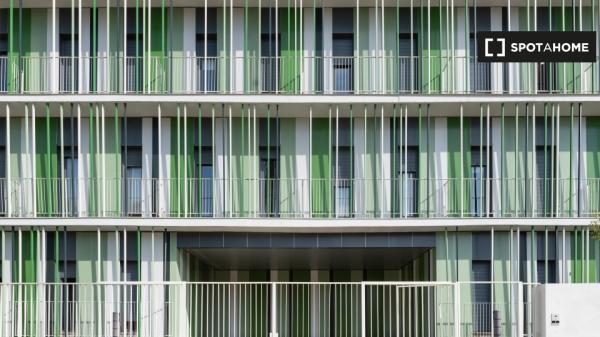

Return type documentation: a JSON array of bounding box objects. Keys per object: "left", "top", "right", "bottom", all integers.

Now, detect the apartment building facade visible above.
[{"left": 0, "top": 1, "right": 599, "bottom": 337}]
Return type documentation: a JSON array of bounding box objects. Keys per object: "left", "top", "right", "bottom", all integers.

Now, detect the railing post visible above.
[
  {"left": 361, "top": 282, "right": 366, "bottom": 337},
  {"left": 270, "top": 282, "right": 278, "bottom": 337},
  {"left": 517, "top": 283, "right": 524, "bottom": 337},
  {"left": 454, "top": 283, "right": 461, "bottom": 337}
]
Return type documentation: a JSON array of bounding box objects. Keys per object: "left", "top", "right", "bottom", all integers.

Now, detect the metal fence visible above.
[
  {"left": 0, "top": 282, "right": 535, "bottom": 337},
  {"left": 0, "top": 55, "right": 597, "bottom": 95},
  {"left": 0, "top": 177, "right": 598, "bottom": 218}
]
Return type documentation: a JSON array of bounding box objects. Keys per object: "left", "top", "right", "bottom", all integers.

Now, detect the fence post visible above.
[
  {"left": 517, "top": 283, "right": 524, "bottom": 337},
  {"left": 361, "top": 283, "right": 366, "bottom": 337},
  {"left": 454, "top": 283, "right": 461, "bottom": 337},
  {"left": 270, "top": 283, "right": 278, "bottom": 337}
]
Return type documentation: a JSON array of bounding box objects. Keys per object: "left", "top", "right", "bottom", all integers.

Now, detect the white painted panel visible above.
[
  {"left": 232, "top": 8, "right": 245, "bottom": 93},
  {"left": 303, "top": 9, "right": 314, "bottom": 93},
  {"left": 183, "top": 9, "right": 196, "bottom": 93},
  {"left": 142, "top": 118, "right": 153, "bottom": 216},
  {"left": 382, "top": 116, "right": 392, "bottom": 215},
  {"left": 434, "top": 117, "right": 447, "bottom": 216},
  {"left": 580, "top": 117, "right": 588, "bottom": 213},
  {"left": 159, "top": 118, "right": 171, "bottom": 216},
  {"left": 353, "top": 116, "right": 365, "bottom": 216},
  {"left": 2, "top": 232, "right": 12, "bottom": 283},
  {"left": 296, "top": 117, "right": 310, "bottom": 216},
  {"left": 508, "top": 7, "right": 520, "bottom": 93},
  {"left": 490, "top": 7, "right": 503, "bottom": 93},
  {"left": 214, "top": 117, "right": 227, "bottom": 216},
  {"left": 80, "top": 9, "right": 91, "bottom": 93},
  {"left": 454, "top": 10, "right": 466, "bottom": 93},
  {"left": 491, "top": 117, "right": 502, "bottom": 216},
  {"left": 80, "top": 116, "right": 90, "bottom": 217},
  {"left": 19, "top": 116, "right": 33, "bottom": 216}
]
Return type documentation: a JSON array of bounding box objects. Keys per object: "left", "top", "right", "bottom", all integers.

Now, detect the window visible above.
[
  {"left": 332, "top": 118, "right": 352, "bottom": 217},
  {"left": 60, "top": 148, "right": 78, "bottom": 216},
  {"left": 196, "top": 8, "right": 218, "bottom": 92},
  {"left": 194, "top": 118, "right": 213, "bottom": 216},
  {"left": 119, "top": 233, "right": 139, "bottom": 333},
  {"left": 471, "top": 232, "right": 492, "bottom": 334},
  {"left": 259, "top": 118, "right": 279, "bottom": 216},
  {"left": 59, "top": 9, "right": 79, "bottom": 92},
  {"left": 393, "top": 117, "right": 419, "bottom": 217},
  {"left": 398, "top": 33, "right": 418, "bottom": 92},
  {"left": 535, "top": 231, "right": 557, "bottom": 283},
  {"left": 397, "top": 9, "right": 418, "bottom": 92},
  {"left": 469, "top": 8, "right": 491, "bottom": 92},
  {"left": 332, "top": 8, "right": 354, "bottom": 93},
  {"left": 469, "top": 120, "right": 492, "bottom": 217},
  {"left": 126, "top": 9, "right": 143, "bottom": 92},
  {"left": 261, "top": 8, "right": 280, "bottom": 92},
  {"left": 535, "top": 118, "right": 556, "bottom": 216},
  {"left": 0, "top": 10, "right": 7, "bottom": 92},
  {"left": 400, "top": 147, "right": 419, "bottom": 217},
  {"left": 46, "top": 232, "right": 77, "bottom": 334},
  {"left": 122, "top": 118, "right": 143, "bottom": 216},
  {"left": 471, "top": 261, "right": 492, "bottom": 333},
  {"left": 470, "top": 163, "right": 486, "bottom": 216},
  {"left": 536, "top": 8, "right": 558, "bottom": 92}
]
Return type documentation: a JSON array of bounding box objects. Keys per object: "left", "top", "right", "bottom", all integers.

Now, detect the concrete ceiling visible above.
[{"left": 187, "top": 247, "right": 430, "bottom": 269}]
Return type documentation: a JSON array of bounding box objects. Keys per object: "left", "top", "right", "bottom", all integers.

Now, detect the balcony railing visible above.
[
  {"left": 0, "top": 55, "right": 597, "bottom": 95},
  {"left": 0, "top": 177, "right": 597, "bottom": 219},
  {"left": 0, "top": 281, "right": 534, "bottom": 337}
]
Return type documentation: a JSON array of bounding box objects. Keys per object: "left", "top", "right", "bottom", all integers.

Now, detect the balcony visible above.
[
  {"left": 0, "top": 177, "right": 597, "bottom": 219},
  {"left": 0, "top": 55, "right": 596, "bottom": 95},
  {"left": 0, "top": 281, "right": 534, "bottom": 337}
]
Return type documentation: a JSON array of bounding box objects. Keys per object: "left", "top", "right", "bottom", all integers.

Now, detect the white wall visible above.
[{"left": 534, "top": 284, "right": 600, "bottom": 337}]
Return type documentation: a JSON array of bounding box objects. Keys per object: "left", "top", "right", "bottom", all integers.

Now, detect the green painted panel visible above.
[
  {"left": 230, "top": 114, "right": 256, "bottom": 216},
  {"left": 356, "top": 8, "right": 370, "bottom": 92},
  {"left": 279, "top": 8, "right": 301, "bottom": 93},
  {"left": 244, "top": 8, "right": 260, "bottom": 92},
  {"left": 279, "top": 118, "right": 296, "bottom": 215},
  {"left": 76, "top": 232, "right": 98, "bottom": 282},
  {"left": 447, "top": 117, "right": 470, "bottom": 216},
  {"left": 35, "top": 114, "right": 59, "bottom": 217},
  {"left": 311, "top": 118, "right": 331, "bottom": 217},
  {"left": 169, "top": 112, "right": 196, "bottom": 216},
  {"left": 363, "top": 114, "right": 382, "bottom": 216},
  {"left": 217, "top": 7, "right": 230, "bottom": 92},
  {"left": 419, "top": 8, "right": 442, "bottom": 93}
]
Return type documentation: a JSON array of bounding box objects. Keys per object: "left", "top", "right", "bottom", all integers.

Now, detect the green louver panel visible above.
[
  {"left": 447, "top": 117, "right": 470, "bottom": 217},
  {"left": 363, "top": 113, "right": 383, "bottom": 216},
  {"left": 279, "top": 118, "right": 296, "bottom": 215},
  {"left": 149, "top": 8, "right": 168, "bottom": 93},
  {"left": 230, "top": 115, "right": 256, "bottom": 217},
  {"left": 356, "top": 8, "right": 369, "bottom": 92},
  {"left": 244, "top": 8, "right": 260, "bottom": 93},
  {"left": 217, "top": 8, "right": 230, "bottom": 92},
  {"left": 169, "top": 9, "right": 185, "bottom": 93},
  {"left": 419, "top": 9, "right": 442, "bottom": 93},
  {"left": 169, "top": 113, "right": 195, "bottom": 216},
  {"left": 35, "top": 114, "right": 59, "bottom": 217},
  {"left": 279, "top": 8, "right": 301, "bottom": 93},
  {"left": 311, "top": 118, "right": 331, "bottom": 217}
]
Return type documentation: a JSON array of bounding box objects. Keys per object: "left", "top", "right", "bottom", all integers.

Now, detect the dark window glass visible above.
[{"left": 471, "top": 261, "right": 492, "bottom": 333}]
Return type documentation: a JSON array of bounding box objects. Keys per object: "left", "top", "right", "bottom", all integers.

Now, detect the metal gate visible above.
[{"left": 0, "top": 282, "right": 533, "bottom": 337}]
